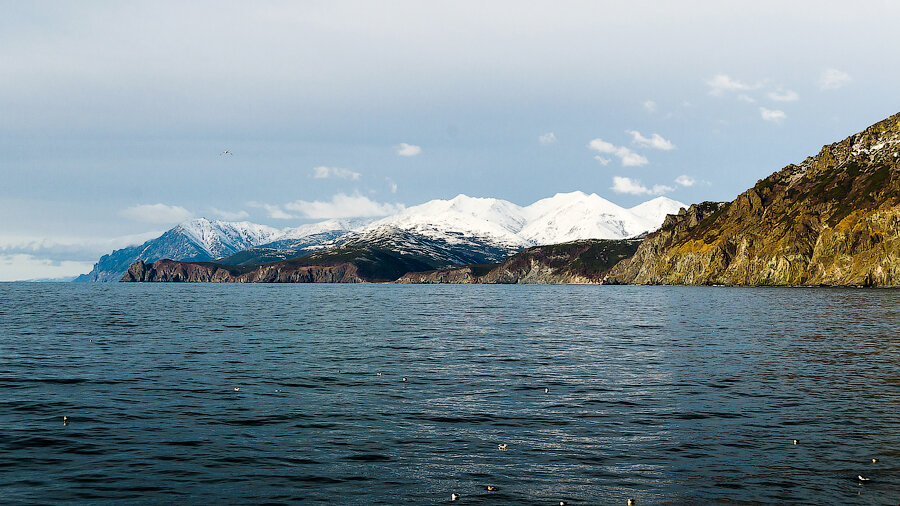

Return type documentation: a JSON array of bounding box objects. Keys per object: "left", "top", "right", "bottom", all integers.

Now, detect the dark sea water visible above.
[{"left": 0, "top": 283, "right": 898, "bottom": 505}]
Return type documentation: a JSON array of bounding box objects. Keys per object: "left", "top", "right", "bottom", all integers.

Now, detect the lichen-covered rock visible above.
[{"left": 605, "top": 112, "right": 900, "bottom": 286}]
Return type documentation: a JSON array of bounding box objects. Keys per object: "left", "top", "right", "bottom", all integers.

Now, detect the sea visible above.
[{"left": 0, "top": 283, "right": 897, "bottom": 504}]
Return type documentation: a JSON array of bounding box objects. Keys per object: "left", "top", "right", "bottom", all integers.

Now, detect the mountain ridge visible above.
[
  {"left": 81, "top": 192, "right": 684, "bottom": 281},
  {"left": 605, "top": 111, "right": 900, "bottom": 286},
  {"left": 75, "top": 218, "right": 356, "bottom": 282},
  {"left": 396, "top": 238, "right": 643, "bottom": 284}
]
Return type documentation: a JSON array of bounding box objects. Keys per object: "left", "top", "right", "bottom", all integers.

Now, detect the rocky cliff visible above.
[
  {"left": 121, "top": 244, "right": 438, "bottom": 283},
  {"left": 122, "top": 259, "right": 366, "bottom": 283},
  {"left": 397, "top": 239, "right": 642, "bottom": 284},
  {"left": 605, "top": 112, "right": 900, "bottom": 286}
]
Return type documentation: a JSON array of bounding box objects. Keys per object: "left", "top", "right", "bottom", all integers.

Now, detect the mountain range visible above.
[
  {"left": 79, "top": 192, "right": 685, "bottom": 281},
  {"left": 118, "top": 111, "right": 900, "bottom": 286}
]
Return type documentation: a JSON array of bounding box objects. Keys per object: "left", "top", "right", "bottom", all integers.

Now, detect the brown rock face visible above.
[
  {"left": 605, "top": 111, "right": 900, "bottom": 286},
  {"left": 397, "top": 239, "right": 642, "bottom": 284},
  {"left": 121, "top": 259, "right": 365, "bottom": 283},
  {"left": 398, "top": 266, "right": 483, "bottom": 284}
]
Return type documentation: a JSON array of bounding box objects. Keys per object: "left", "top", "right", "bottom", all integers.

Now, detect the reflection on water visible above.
[{"left": 0, "top": 283, "right": 897, "bottom": 504}]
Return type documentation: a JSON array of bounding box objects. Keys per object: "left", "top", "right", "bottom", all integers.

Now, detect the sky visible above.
[{"left": 2, "top": 1, "right": 900, "bottom": 280}]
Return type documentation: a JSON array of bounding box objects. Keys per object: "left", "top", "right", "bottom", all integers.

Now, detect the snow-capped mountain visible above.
[
  {"left": 363, "top": 195, "right": 530, "bottom": 250},
  {"left": 75, "top": 218, "right": 360, "bottom": 281},
  {"left": 292, "top": 191, "right": 686, "bottom": 268},
  {"left": 77, "top": 192, "right": 686, "bottom": 281},
  {"left": 358, "top": 191, "right": 684, "bottom": 248},
  {"left": 176, "top": 218, "right": 282, "bottom": 258},
  {"left": 259, "top": 218, "right": 374, "bottom": 250},
  {"left": 520, "top": 192, "right": 682, "bottom": 244}
]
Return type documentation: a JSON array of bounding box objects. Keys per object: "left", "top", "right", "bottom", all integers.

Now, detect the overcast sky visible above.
[{"left": 2, "top": 1, "right": 899, "bottom": 280}]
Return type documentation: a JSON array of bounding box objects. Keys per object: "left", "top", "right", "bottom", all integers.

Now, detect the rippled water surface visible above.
[{"left": 1, "top": 283, "right": 898, "bottom": 504}]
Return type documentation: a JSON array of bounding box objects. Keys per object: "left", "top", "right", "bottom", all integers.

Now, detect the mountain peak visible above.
[
  {"left": 174, "top": 218, "right": 282, "bottom": 259},
  {"left": 550, "top": 190, "right": 588, "bottom": 199}
]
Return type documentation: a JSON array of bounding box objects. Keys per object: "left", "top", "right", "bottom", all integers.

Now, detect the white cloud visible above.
[
  {"left": 395, "top": 143, "right": 422, "bottom": 157},
  {"left": 247, "top": 202, "right": 294, "bottom": 219},
  {"left": 737, "top": 94, "right": 756, "bottom": 103},
  {"left": 0, "top": 231, "right": 163, "bottom": 263},
  {"left": 121, "top": 203, "right": 192, "bottom": 224},
  {"left": 594, "top": 156, "right": 611, "bottom": 165},
  {"left": 619, "top": 151, "right": 649, "bottom": 167},
  {"left": 386, "top": 177, "right": 398, "bottom": 193},
  {"left": 0, "top": 254, "right": 95, "bottom": 281},
  {"left": 610, "top": 176, "right": 673, "bottom": 196},
  {"left": 818, "top": 68, "right": 851, "bottom": 90},
  {"left": 707, "top": 74, "right": 760, "bottom": 95},
  {"left": 283, "top": 192, "right": 405, "bottom": 219},
  {"left": 760, "top": 107, "right": 786, "bottom": 123},
  {"left": 588, "top": 139, "right": 617, "bottom": 153},
  {"left": 643, "top": 100, "right": 657, "bottom": 113},
  {"left": 675, "top": 175, "right": 696, "bottom": 187},
  {"left": 588, "top": 138, "right": 649, "bottom": 167},
  {"left": 626, "top": 130, "right": 675, "bottom": 150},
  {"left": 768, "top": 89, "right": 799, "bottom": 102},
  {"left": 538, "top": 132, "right": 557, "bottom": 144},
  {"left": 312, "top": 166, "right": 361, "bottom": 180},
  {"left": 209, "top": 208, "right": 249, "bottom": 220}
]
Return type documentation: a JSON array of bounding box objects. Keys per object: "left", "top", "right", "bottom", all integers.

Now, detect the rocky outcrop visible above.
[
  {"left": 122, "top": 259, "right": 365, "bottom": 283},
  {"left": 605, "top": 112, "right": 900, "bottom": 286},
  {"left": 398, "top": 266, "right": 485, "bottom": 284},
  {"left": 397, "top": 239, "right": 642, "bottom": 284}
]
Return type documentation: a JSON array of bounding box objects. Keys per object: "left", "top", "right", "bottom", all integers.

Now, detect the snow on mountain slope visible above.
[
  {"left": 334, "top": 224, "right": 520, "bottom": 268},
  {"left": 628, "top": 196, "right": 686, "bottom": 229},
  {"left": 356, "top": 191, "right": 686, "bottom": 249},
  {"left": 365, "top": 195, "right": 530, "bottom": 248},
  {"left": 177, "top": 218, "right": 282, "bottom": 258},
  {"left": 521, "top": 191, "right": 638, "bottom": 244},
  {"left": 277, "top": 218, "right": 372, "bottom": 241},
  {"left": 258, "top": 218, "right": 374, "bottom": 250}
]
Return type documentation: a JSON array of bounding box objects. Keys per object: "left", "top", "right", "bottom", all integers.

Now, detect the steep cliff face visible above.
[
  {"left": 121, "top": 244, "right": 440, "bottom": 283},
  {"left": 396, "top": 265, "right": 486, "bottom": 284},
  {"left": 122, "top": 259, "right": 365, "bottom": 283},
  {"left": 397, "top": 239, "right": 642, "bottom": 284},
  {"left": 605, "top": 112, "right": 900, "bottom": 286}
]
